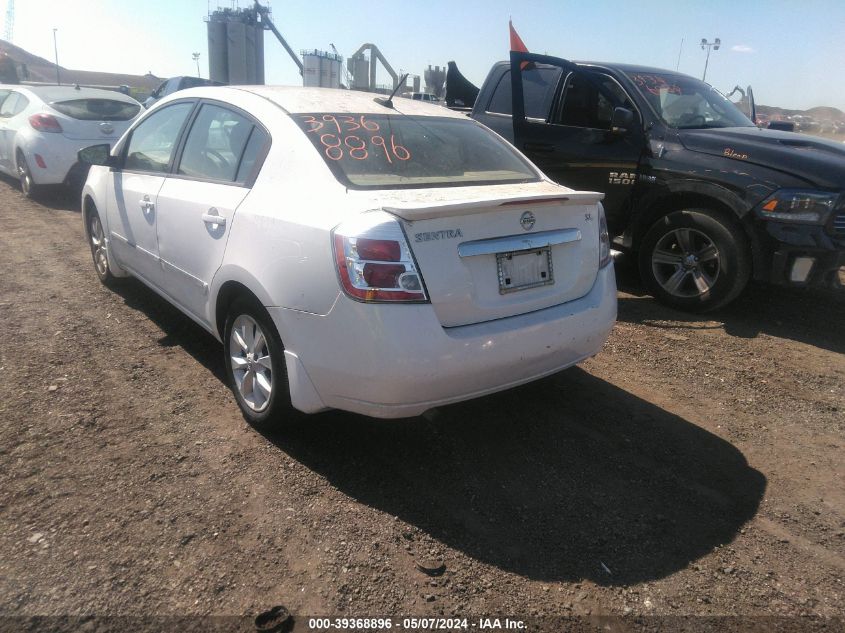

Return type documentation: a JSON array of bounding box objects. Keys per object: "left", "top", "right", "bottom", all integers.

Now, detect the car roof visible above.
[
  {"left": 576, "top": 61, "right": 693, "bottom": 78},
  {"left": 197, "top": 85, "right": 467, "bottom": 118},
  {"left": 493, "top": 59, "right": 697, "bottom": 81},
  {"left": 14, "top": 84, "right": 140, "bottom": 104}
]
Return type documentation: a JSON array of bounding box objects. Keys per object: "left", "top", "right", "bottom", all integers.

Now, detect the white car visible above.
[
  {"left": 0, "top": 84, "right": 141, "bottom": 197},
  {"left": 79, "top": 86, "right": 616, "bottom": 425}
]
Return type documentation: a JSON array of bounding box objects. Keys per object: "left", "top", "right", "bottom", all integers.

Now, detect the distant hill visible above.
[
  {"left": 756, "top": 104, "right": 845, "bottom": 122},
  {"left": 0, "top": 39, "right": 56, "bottom": 68},
  {"left": 0, "top": 39, "right": 161, "bottom": 94}
]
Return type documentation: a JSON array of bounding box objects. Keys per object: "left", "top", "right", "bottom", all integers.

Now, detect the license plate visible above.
[{"left": 496, "top": 246, "right": 554, "bottom": 294}]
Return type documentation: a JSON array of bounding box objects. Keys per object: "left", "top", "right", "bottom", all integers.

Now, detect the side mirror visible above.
[
  {"left": 78, "top": 144, "right": 115, "bottom": 168},
  {"left": 767, "top": 120, "right": 795, "bottom": 132},
  {"left": 611, "top": 107, "right": 635, "bottom": 135}
]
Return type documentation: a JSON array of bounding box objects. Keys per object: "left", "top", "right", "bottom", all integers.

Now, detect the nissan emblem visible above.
[{"left": 520, "top": 211, "right": 536, "bottom": 231}]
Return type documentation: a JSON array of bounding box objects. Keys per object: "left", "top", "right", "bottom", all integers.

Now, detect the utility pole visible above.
[
  {"left": 4, "top": 0, "right": 14, "bottom": 42},
  {"left": 192, "top": 52, "right": 201, "bottom": 77},
  {"left": 700, "top": 37, "right": 720, "bottom": 82},
  {"left": 52, "top": 27, "right": 60, "bottom": 85}
]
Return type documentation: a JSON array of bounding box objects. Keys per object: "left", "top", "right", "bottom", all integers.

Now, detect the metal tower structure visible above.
[{"left": 4, "top": 0, "right": 14, "bottom": 42}]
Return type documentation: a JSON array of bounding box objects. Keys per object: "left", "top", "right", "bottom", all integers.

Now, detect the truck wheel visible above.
[
  {"left": 639, "top": 208, "right": 750, "bottom": 312},
  {"left": 223, "top": 297, "right": 293, "bottom": 430}
]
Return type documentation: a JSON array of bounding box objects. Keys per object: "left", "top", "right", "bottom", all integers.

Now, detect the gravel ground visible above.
[{"left": 0, "top": 180, "right": 843, "bottom": 632}]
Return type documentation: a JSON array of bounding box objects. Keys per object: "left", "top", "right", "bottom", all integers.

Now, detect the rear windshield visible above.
[
  {"left": 292, "top": 113, "right": 540, "bottom": 189},
  {"left": 50, "top": 99, "right": 141, "bottom": 121}
]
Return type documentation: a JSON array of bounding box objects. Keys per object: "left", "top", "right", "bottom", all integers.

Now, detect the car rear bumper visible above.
[
  {"left": 268, "top": 264, "right": 617, "bottom": 418},
  {"left": 21, "top": 135, "right": 118, "bottom": 186}
]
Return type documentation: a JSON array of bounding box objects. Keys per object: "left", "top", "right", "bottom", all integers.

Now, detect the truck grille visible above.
[{"left": 834, "top": 212, "right": 845, "bottom": 236}]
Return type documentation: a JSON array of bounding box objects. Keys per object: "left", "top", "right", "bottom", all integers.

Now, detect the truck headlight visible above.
[{"left": 756, "top": 190, "right": 839, "bottom": 223}]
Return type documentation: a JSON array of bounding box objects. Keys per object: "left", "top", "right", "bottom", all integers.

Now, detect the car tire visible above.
[
  {"left": 16, "top": 151, "right": 39, "bottom": 199},
  {"left": 86, "top": 206, "right": 119, "bottom": 285},
  {"left": 223, "top": 297, "right": 292, "bottom": 429},
  {"left": 638, "top": 208, "right": 751, "bottom": 312}
]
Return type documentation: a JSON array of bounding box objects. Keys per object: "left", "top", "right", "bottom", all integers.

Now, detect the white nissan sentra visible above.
[{"left": 79, "top": 86, "right": 616, "bottom": 426}]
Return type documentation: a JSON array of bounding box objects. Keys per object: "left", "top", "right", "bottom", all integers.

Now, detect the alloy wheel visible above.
[
  {"left": 18, "top": 156, "right": 33, "bottom": 197},
  {"left": 651, "top": 227, "right": 721, "bottom": 298},
  {"left": 89, "top": 214, "right": 109, "bottom": 277},
  {"left": 228, "top": 314, "right": 273, "bottom": 412}
]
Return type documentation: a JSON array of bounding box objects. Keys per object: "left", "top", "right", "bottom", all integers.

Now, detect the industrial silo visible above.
[
  {"left": 206, "top": 6, "right": 265, "bottom": 85},
  {"left": 302, "top": 50, "right": 342, "bottom": 88},
  {"left": 348, "top": 52, "right": 369, "bottom": 91},
  {"left": 207, "top": 17, "right": 229, "bottom": 84},
  {"left": 424, "top": 65, "right": 446, "bottom": 99}
]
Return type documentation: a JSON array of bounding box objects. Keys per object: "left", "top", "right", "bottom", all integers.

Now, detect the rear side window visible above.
[
  {"left": 0, "top": 92, "right": 28, "bottom": 118},
  {"left": 236, "top": 126, "right": 268, "bottom": 183},
  {"left": 487, "top": 66, "right": 563, "bottom": 119},
  {"left": 178, "top": 103, "right": 256, "bottom": 183},
  {"left": 51, "top": 99, "right": 140, "bottom": 121},
  {"left": 124, "top": 102, "right": 194, "bottom": 173}
]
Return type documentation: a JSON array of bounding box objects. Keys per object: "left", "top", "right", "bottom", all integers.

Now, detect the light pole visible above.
[
  {"left": 700, "top": 37, "right": 720, "bottom": 82},
  {"left": 192, "top": 52, "right": 201, "bottom": 78},
  {"left": 52, "top": 28, "right": 60, "bottom": 85}
]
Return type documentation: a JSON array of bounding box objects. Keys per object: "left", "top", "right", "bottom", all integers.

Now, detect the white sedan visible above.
[
  {"left": 79, "top": 86, "right": 616, "bottom": 425},
  {"left": 0, "top": 84, "right": 141, "bottom": 197}
]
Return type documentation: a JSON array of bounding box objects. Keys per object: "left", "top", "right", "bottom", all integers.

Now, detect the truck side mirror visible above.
[
  {"left": 611, "top": 107, "right": 635, "bottom": 135},
  {"left": 767, "top": 120, "right": 795, "bottom": 132}
]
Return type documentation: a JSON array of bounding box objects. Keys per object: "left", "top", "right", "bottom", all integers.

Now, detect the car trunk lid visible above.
[{"left": 365, "top": 184, "right": 604, "bottom": 327}]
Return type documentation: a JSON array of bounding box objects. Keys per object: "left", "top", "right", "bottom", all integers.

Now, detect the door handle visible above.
[
  {"left": 139, "top": 195, "right": 154, "bottom": 213},
  {"left": 201, "top": 209, "right": 226, "bottom": 227}
]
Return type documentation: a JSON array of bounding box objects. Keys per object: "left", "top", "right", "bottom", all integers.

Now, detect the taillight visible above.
[
  {"left": 333, "top": 212, "right": 428, "bottom": 303},
  {"left": 598, "top": 202, "right": 611, "bottom": 268},
  {"left": 29, "top": 113, "right": 63, "bottom": 133}
]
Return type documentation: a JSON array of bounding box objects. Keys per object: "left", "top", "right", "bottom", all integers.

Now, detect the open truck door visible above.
[
  {"left": 747, "top": 85, "right": 756, "bottom": 126},
  {"left": 509, "top": 51, "right": 643, "bottom": 235}
]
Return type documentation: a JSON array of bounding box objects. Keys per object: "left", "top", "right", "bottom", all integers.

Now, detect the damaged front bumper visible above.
[{"left": 761, "top": 219, "right": 845, "bottom": 288}]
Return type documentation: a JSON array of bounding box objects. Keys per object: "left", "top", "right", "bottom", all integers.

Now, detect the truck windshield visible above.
[
  {"left": 293, "top": 113, "right": 540, "bottom": 189},
  {"left": 627, "top": 72, "right": 755, "bottom": 129}
]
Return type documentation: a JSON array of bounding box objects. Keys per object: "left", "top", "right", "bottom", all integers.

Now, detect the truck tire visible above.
[{"left": 638, "top": 208, "right": 751, "bottom": 312}]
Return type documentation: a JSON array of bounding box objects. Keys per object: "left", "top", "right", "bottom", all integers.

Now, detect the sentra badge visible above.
[{"left": 414, "top": 229, "right": 463, "bottom": 242}]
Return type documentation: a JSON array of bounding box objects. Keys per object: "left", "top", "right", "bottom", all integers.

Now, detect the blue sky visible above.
[{"left": 7, "top": 0, "right": 845, "bottom": 110}]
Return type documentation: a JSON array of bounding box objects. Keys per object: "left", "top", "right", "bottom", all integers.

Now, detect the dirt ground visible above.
[{"left": 0, "top": 179, "right": 843, "bottom": 632}]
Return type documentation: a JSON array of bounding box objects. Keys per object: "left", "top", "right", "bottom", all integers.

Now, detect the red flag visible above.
[{"left": 509, "top": 20, "right": 528, "bottom": 52}]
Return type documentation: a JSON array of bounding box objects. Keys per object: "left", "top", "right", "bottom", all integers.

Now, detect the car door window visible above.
[
  {"left": 178, "top": 104, "right": 256, "bottom": 183},
  {"left": 488, "top": 66, "right": 562, "bottom": 119},
  {"left": 124, "top": 102, "right": 194, "bottom": 173},
  {"left": 554, "top": 72, "right": 635, "bottom": 130},
  {"left": 0, "top": 89, "right": 11, "bottom": 110}
]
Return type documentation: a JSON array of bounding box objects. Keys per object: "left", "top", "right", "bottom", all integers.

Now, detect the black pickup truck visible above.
[{"left": 455, "top": 52, "right": 845, "bottom": 311}]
